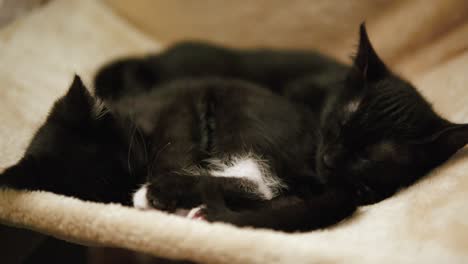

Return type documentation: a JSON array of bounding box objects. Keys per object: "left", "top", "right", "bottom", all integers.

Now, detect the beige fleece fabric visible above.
[{"left": 0, "top": 0, "right": 468, "bottom": 263}]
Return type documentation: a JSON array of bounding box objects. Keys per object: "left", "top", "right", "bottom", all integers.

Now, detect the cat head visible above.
[
  {"left": 0, "top": 76, "right": 135, "bottom": 203},
  {"left": 317, "top": 24, "right": 468, "bottom": 204}
]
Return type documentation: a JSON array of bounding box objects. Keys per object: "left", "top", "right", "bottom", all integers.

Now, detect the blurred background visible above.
[
  {"left": 2, "top": 0, "right": 467, "bottom": 77},
  {"left": 104, "top": 0, "right": 468, "bottom": 77}
]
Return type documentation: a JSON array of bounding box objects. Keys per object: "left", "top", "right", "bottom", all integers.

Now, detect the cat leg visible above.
[
  {"left": 202, "top": 186, "right": 357, "bottom": 232},
  {"left": 137, "top": 172, "right": 266, "bottom": 213},
  {"left": 94, "top": 43, "right": 238, "bottom": 101},
  {"left": 94, "top": 57, "right": 159, "bottom": 101},
  {"left": 94, "top": 41, "right": 350, "bottom": 100}
]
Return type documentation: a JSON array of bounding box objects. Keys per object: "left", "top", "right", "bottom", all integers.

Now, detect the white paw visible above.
[
  {"left": 186, "top": 205, "right": 206, "bottom": 220},
  {"left": 132, "top": 184, "right": 150, "bottom": 210}
]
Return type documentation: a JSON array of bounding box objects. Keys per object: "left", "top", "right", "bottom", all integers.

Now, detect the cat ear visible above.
[
  {"left": 424, "top": 123, "right": 468, "bottom": 156},
  {"left": 50, "top": 75, "right": 94, "bottom": 123},
  {"left": 64, "top": 75, "right": 93, "bottom": 110},
  {"left": 352, "top": 23, "right": 389, "bottom": 82}
]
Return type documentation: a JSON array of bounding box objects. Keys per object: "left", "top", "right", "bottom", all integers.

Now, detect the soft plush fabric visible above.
[{"left": 0, "top": 0, "right": 467, "bottom": 263}]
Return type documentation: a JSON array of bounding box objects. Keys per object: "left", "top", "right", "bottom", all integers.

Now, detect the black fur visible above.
[
  {"left": 2, "top": 24, "right": 467, "bottom": 232},
  {"left": 0, "top": 77, "right": 138, "bottom": 204},
  {"left": 315, "top": 25, "right": 468, "bottom": 204}
]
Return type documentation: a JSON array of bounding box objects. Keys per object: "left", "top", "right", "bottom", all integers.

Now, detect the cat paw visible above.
[
  {"left": 186, "top": 205, "right": 206, "bottom": 220},
  {"left": 145, "top": 173, "right": 202, "bottom": 212}
]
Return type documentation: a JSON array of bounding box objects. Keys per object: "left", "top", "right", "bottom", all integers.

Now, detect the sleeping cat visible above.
[
  {"left": 0, "top": 77, "right": 138, "bottom": 204},
  {"left": 1, "top": 24, "right": 467, "bottom": 232},
  {"left": 95, "top": 24, "right": 468, "bottom": 206}
]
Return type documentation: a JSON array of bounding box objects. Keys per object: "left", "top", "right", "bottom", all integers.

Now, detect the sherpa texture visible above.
[{"left": 0, "top": 0, "right": 468, "bottom": 263}]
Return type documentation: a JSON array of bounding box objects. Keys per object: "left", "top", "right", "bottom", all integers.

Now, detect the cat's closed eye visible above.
[
  {"left": 363, "top": 141, "right": 412, "bottom": 164},
  {"left": 363, "top": 142, "right": 392, "bottom": 160}
]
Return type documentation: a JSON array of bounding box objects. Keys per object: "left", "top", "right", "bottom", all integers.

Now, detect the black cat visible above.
[
  {"left": 94, "top": 24, "right": 468, "bottom": 228},
  {"left": 96, "top": 23, "right": 468, "bottom": 202},
  {"left": 1, "top": 24, "right": 467, "bottom": 232},
  {"left": 0, "top": 77, "right": 137, "bottom": 204}
]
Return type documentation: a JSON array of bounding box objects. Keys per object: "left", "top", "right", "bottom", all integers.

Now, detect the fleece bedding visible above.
[{"left": 0, "top": 1, "right": 468, "bottom": 263}]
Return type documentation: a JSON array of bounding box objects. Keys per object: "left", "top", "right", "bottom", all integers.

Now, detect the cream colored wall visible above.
[{"left": 104, "top": 0, "right": 468, "bottom": 77}]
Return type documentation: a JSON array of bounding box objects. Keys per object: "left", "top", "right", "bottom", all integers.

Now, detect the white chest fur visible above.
[{"left": 208, "top": 156, "right": 283, "bottom": 199}]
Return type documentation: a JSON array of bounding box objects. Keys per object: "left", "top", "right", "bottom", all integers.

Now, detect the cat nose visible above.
[{"left": 322, "top": 153, "right": 336, "bottom": 169}]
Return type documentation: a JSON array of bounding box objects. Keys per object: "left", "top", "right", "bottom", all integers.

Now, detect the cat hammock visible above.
[{"left": 1, "top": 1, "right": 468, "bottom": 263}]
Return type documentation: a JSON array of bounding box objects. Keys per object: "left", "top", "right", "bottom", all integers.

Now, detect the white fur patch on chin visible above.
[{"left": 132, "top": 184, "right": 150, "bottom": 210}]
